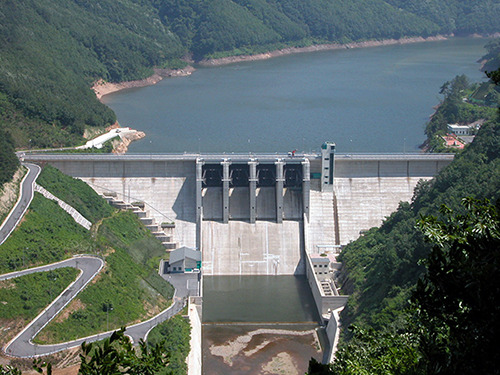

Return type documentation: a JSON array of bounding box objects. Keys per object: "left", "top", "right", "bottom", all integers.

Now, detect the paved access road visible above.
[
  {"left": 1, "top": 257, "right": 197, "bottom": 358},
  {"left": 0, "top": 163, "right": 41, "bottom": 245},
  {"left": 2, "top": 256, "right": 104, "bottom": 357},
  {"left": 126, "top": 273, "right": 199, "bottom": 343}
]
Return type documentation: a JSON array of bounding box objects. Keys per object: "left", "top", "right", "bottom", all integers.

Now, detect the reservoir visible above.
[{"left": 103, "top": 37, "right": 490, "bottom": 154}]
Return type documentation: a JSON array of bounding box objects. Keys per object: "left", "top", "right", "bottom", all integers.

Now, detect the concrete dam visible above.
[{"left": 25, "top": 145, "right": 453, "bottom": 276}]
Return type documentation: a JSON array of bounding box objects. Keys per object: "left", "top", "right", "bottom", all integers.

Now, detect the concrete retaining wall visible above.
[
  {"left": 324, "top": 309, "right": 342, "bottom": 364},
  {"left": 187, "top": 297, "right": 202, "bottom": 375},
  {"left": 305, "top": 255, "right": 349, "bottom": 320},
  {"left": 59, "top": 159, "right": 199, "bottom": 249},
  {"left": 334, "top": 157, "right": 452, "bottom": 178},
  {"left": 334, "top": 176, "right": 429, "bottom": 245}
]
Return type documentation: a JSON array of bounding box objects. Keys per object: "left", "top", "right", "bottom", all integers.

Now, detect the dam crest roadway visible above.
[{"left": 24, "top": 145, "right": 454, "bottom": 277}]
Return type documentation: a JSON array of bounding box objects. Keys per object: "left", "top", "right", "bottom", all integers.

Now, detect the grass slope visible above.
[
  {"left": 36, "top": 165, "right": 113, "bottom": 224},
  {"left": 0, "top": 268, "right": 79, "bottom": 321},
  {"left": 0, "top": 193, "right": 93, "bottom": 274},
  {"left": 35, "top": 211, "right": 173, "bottom": 344},
  {"left": 0, "top": 166, "right": 173, "bottom": 344}
]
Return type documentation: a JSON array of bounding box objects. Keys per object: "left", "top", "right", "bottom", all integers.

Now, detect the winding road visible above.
[
  {"left": 0, "top": 163, "right": 41, "bottom": 246},
  {"left": 0, "top": 162, "right": 197, "bottom": 358},
  {"left": 1, "top": 257, "right": 193, "bottom": 357}
]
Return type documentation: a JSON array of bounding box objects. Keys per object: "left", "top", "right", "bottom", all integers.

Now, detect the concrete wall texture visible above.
[
  {"left": 25, "top": 153, "right": 453, "bottom": 275},
  {"left": 201, "top": 220, "right": 303, "bottom": 275},
  {"left": 305, "top": 255, "right": 349, "bottom": 318},
  {"left": 334, "top": 176, "right": 428, "bottom": 245},
  {"left": 48, "top": 159, "right": 199, "bottom": 249},
  {"left": 187, "top": 298, "right": 202, "bottom": 375}
]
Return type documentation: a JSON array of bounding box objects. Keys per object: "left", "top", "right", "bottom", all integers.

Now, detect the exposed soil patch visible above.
[
  {"left": 92, "top": 67, "right": 195, "bottom": 100},
  {"left": 198, "top": 35, "right": 449, "bottom": 67},
  {"left": 0, "top": 167, "right": 27, "bottom": 224},
  {"left": 0, "top": 280, "right": 16, "bottom": 290},
  {"left": 208, "top": 327, "right": 319, "bottom": 369},
  {"left": 261, "top": 352, "right": 299, "bottom": 375},
  {"left": 0, "top": 317, "right": 26, "bottom": 347},
  {"left": 53, "top": 299, "right": 86, "bottom": 324}
]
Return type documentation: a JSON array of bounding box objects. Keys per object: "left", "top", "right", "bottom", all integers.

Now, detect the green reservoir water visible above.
[
  {"left": 103, "top": 37, "right": 490, "bottom": 154},
  {"left": 202, "top": 276, "right": 319, "bottom": 323}
]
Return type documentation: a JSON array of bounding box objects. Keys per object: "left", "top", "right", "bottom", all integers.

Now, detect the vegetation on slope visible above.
[
  {"left": 424, "top": 74, "right": 499, "bottom": 152},
  {"left": 0, "top": 166, "right": 173, "bottom": 345},
  {"left": 339, "top": 115, "right": 499, "bottom": 332},
  {"left": 147, "top": 314, "right": 191, "bottom": 375},
  {"left": 311, "top": 70, "right": 500, "bottom": 374},
  {"left": 311, "top": 197, "right": 500, "bottom": 374},
  {"left": 0, "top": 268, "right": 79, "bottom": 321},
  {"left": 482, "top": 38, "right": 500, "bottom": 74},
  {"left": 36, "top": 165, "right": 113, "bottom": 223},
  {"left": 0, "top": 128, "right": 19, "bottom": 188},
  {"left": 36, "top": 211, "right": 173, "bottom": 343},
  {"left": 0, "top": 193, "right": 93, "bottom": 274}
]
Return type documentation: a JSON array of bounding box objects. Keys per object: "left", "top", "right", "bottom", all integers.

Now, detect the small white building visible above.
[
  {"left": 167, "top": 247, "right": 201, "bottom": 273},
  {"left": 447, "top": 124, "right": 472, "bottom": 136}
]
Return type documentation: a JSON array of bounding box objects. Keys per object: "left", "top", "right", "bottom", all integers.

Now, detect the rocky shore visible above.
[{"left": 92, "top": 66, "right": 196, "bottom": 100}]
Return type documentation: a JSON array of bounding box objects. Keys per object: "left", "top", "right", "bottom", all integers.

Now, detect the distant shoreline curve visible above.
[
  {"left": 197, "top": 35, "right": 451, "bottom": 67},
  {"left": 93, "top": 33, "right": 499, "bottom": 99}
]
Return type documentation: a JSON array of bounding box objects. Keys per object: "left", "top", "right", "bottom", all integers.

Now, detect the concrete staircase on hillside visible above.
[{"left": 102, "top": 192, "right": 178, "bottom": 251}]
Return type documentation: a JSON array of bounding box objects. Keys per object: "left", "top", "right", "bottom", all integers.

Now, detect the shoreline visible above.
[
  {"left": 198, "top": 35, "right": 450, "bottom": 67},
  {"left": 91, "top": 35, "right": 454, "bottom": 100},
  {"left": 92, "top": 66, "right": 196, "bottom": 101},
  {"left": 91, "top": 33, "right": 499, "bottom": 99}
]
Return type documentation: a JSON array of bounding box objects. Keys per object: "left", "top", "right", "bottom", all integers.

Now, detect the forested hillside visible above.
[
  {"left": 0, "top": 129, "right": 19, "bottom": 186},
  {"left": 0, "top": 0, "right": 499, "bottom": 158},
  {"left": 419, "top": 39, "right": 500, "bottom": 152},
  {"left": 482, "top": 38, "right": 500, "bottom": 74},
  {"left": 339, "top": 114, "right": 499, "bottom": 330}
]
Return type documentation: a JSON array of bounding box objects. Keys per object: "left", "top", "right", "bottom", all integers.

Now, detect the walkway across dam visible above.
[{"left": 23, "top": 148, "right": 453, "bottom": 276}]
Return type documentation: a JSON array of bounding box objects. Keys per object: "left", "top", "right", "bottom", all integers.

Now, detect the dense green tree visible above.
[
  {"left": 28, "top": 329, "right": 171, "bottom": 375},
  {"left": 324, "top": 69, "right": 500, "bottom": 374},
  {"left": 414, "top": 198, "right": 500, "bottom": 374},
  {"left": 78, "top": 329, "right": 169, "bottom": 375}
]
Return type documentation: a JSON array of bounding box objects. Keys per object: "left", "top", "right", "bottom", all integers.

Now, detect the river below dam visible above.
[
  {"left": 202, "top": 276, "right": 323, "bottom": 374},
  {"left": 102, "top": 37, "right": 490, "bottom": 154}
]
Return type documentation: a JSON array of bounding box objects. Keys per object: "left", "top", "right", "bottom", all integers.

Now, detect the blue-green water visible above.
[
  {"left": 103, "top": 37, "right": 489, "bottom": 154},
  {"left": 202, "top": 275, "right": 320, "bottom": 323}
]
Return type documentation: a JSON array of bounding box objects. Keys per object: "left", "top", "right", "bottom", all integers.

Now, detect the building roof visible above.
[
  {"left": 169, "top": 246, "right": 201, "bottom": 264},
  {"left": 441, "top": 134, "right": 465, "bottom": 149},
  {"left": 448, "top": 123, "right": 471, "bottom": 130}
]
